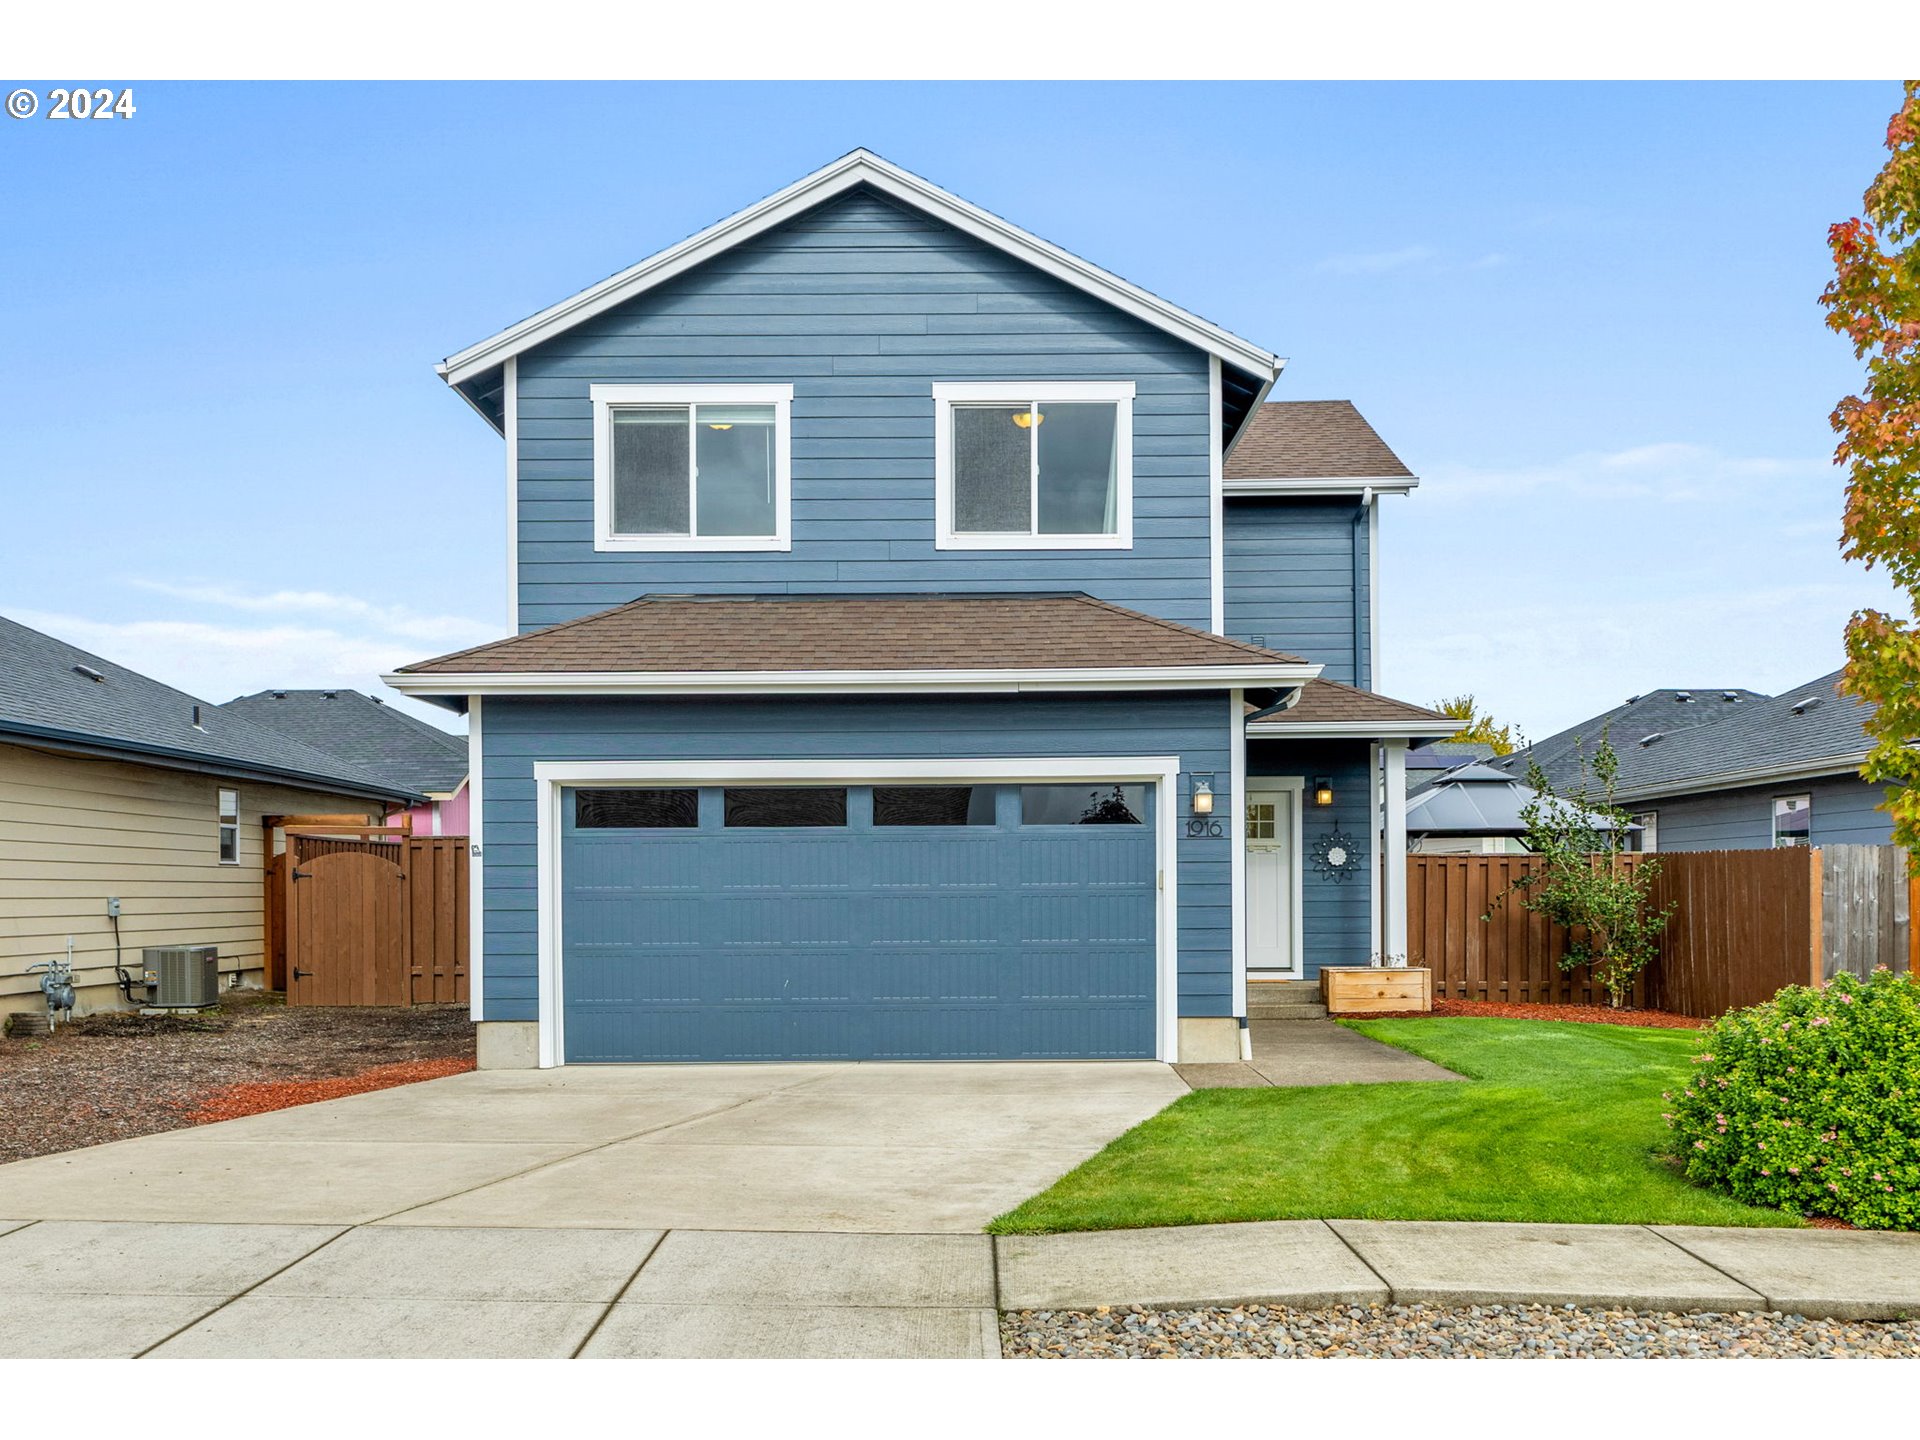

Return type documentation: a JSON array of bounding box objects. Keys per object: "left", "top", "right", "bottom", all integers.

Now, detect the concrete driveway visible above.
[{"left": 0, "top": 1060, "right": 1184, "bottom": 1232}]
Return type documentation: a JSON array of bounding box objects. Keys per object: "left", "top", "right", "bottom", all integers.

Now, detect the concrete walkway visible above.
[
  {"left": 1176, "top": 1018, "right": 1466, "bottom": 1089},
  {"left": 2, "top": 1217, "right": 1914, "bottom": 1358}
]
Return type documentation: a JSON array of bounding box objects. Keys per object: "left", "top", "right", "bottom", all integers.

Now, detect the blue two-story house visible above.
[{"left": 388, "top": 151, "right": 1453, "bottom": 1068}]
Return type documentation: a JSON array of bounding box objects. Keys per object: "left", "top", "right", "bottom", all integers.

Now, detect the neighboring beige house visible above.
[{"left": 1, "top": 615, "right": 420, "bottom": 1019}]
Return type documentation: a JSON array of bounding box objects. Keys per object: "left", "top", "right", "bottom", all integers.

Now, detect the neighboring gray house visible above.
[
  {"left": 1407, "top": 759, "right": 1628, "bottom": 855},
  {"left": 222, "top": 689, "right": 470, "bottom": 835},
  {"left": 0, "top": 615, "right": 419, "bottom": 1017},
  {"left": 1496, "top": 671, "right": 1893, "bottom": 852},
  {"left": 385, "top": 150, "right": 1458, "bottom": 1069}
]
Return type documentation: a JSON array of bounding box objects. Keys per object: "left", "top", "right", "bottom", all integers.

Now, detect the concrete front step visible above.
[
  {"left": 1248, "top": 1005, "right": 1330, "bottom": 1021},
  {"left": 1247, "top": 981, "right": 1328, "bottom": 1020}
]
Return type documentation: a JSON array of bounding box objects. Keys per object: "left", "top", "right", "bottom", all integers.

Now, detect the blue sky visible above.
[{"left": 0, "top": 81, "right": 1904, "bottom": 737}]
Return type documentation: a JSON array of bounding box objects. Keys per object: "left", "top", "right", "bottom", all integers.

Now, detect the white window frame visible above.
[
  {"left": 1773, "top": 793, "right": 1812, "bottom": 848},
  {"left": 217, "top": 788, "right": 240, "bottom": 865},
  {"left": 932, "top": 381, "right": 1135, "bottom": 550},
  {"left": 590, "top": 383, "right": 793, "bottom": 553},
  {"left": 1630, "top": 810, "right": 1658, "bottom": 854}
]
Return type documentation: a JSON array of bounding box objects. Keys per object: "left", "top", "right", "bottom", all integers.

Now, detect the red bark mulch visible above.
[
  {"left": 184, "top": 1055, "right": 477, "bottom": 1124},
  {"left": 1361, "top": 997, "right": 1709, "bottom": 1029}
]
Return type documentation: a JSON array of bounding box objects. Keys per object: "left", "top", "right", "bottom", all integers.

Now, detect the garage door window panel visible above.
[
  {"left": 573, "top": 788, "right": 699, "bottom": 829},
  {"left": 723, "top": 787, "right": 849, "bottom": 828},
  {"left": 1019, "top": 783, "right": 1148, "bottom": 826},
  {"left": 872, "top": 785, "right": 999, "bottom": 827}
]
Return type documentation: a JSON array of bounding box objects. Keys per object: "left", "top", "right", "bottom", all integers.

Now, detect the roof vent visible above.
[
  {"left": 369, "top": 695, "right": 384, "bottom": 705},
  {"left": 191, "top": 704, "right": 204, "bottom": 730},
  {"left": 1674, "top": 691, "right": 1693, "bottom": 703},
  {"left": 321, "top": 690, "right": 337, "bottom": 700},
  {"left": 271, "top": 690, "right": 286, "bottom": 700},
  {"left": 1722, "top": 691, "right": 1740, "bottom": 702},
  {"left": 1638, "top": 732, "right": 1665, "bottom": 747},
  {"left": 1626, "top": 694, "right": 1641, "bottom": 704},
  {"left": 1791, "top": 695, "right": 1823, "bottom": 715},
  {"left": 72, "top": 664, "right": 105, "bottom": 683}
]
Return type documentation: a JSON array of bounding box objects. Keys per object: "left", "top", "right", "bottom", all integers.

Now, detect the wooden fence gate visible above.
[{"left": 269, "top": 832, "right": 469, "bottom": 1006}]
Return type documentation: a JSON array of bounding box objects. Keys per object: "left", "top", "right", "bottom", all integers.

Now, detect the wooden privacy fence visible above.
[
  {"left": 265, "top": 832, "right": 469, "bottom": 1006},
  {"left": 1408, "top": 846, "right": 1916, "bottom": 1019}
]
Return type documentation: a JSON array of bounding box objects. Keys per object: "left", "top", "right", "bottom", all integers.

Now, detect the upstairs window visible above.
[
  {"left": 933, "top": 383, "right": 1134, "bottom": 549},
  {"left": 592, "top": 384, "right": 792, "bottom": 552}
]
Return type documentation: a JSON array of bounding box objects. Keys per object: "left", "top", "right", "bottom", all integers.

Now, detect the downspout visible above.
[{"left": 1351, "top": 488, "right": 1372, "bottom": 687}]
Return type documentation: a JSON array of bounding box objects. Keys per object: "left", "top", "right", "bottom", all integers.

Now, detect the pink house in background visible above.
[{"left": 219, "top": 689, "right": 469, "bottom": 834}]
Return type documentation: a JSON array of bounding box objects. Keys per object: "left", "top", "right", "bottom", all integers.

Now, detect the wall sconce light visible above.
[
  {"left": 1313, "top": 776, "right": 1335, "bottom": 808},
  {"left": 1185, "top": 774, "right": 1221, "bottom": 837}
]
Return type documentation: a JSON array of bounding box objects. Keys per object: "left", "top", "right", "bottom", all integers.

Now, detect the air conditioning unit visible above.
[{"left": 142, "top": 945, "right": 219, "bottom": 1008}]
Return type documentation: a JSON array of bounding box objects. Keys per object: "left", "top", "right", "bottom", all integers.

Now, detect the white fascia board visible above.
[
  {"left": 1247, "top": 717, "right": 1464, "bottom": 740},
  {"left": 1224, "top": 476, "right": 1420, "bottom": 497},
  {"left": 385, "top": 662, "right": 1323, "bottom": 698},
  {"left": 1613, "top": 753, "right": 1874, "bottom": 803},
  {"left": 439, "top": 150, "right": 1281, "bottom": 388}
]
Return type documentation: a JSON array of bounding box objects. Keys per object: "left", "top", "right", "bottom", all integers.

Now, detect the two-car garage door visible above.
[{"left": 559, "top": 780, "right": 1158, "bottom": 1062}]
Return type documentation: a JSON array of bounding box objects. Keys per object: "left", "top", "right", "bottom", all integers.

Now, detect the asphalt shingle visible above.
[{"left": 221, "top": 690, "right": 467, "bottom": 796}]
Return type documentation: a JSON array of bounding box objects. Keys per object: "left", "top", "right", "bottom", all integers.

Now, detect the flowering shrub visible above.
[{"left": 1666, "top": 969, "right": 1920, "bottom": 1229}]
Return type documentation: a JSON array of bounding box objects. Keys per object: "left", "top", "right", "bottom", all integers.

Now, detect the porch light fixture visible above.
[
  {"left": 1185, "top": 774, "right": 1221, "bottom": 838},
  {"left": 1312, "top": 776, "right": 1335, "bottom": 808},
  {"left": 1191, "top": 776, "right": 1214, "bottom": 816}
]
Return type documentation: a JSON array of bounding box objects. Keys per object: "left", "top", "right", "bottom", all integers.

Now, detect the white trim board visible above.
[
  {"left": 467, "top": 696, "right": 485, "bottom": 1023},
  {"left": 529, "top": 755, "right": 1185, "bottom": 1067},
  {"left": 503, "top": 358, "right": 519, "bottom": 631},
  {"left": 1247, "top": 718, "right": 1460, "bottom": 740},
  {"left": 387, "top": 661, "right": 1322, "bottom": 699},
  {"left": 1224, "top": 476, "right": 1419, "bottom": 497},
  {"left": 1208, "top": 357, "right": 1225, "bottom": 635},
  {"left": 1229, "top": 689, "right": 1247, "bottom": 1017},
  {"left": 439, "top": 151, "right": 1281, "bottom": 389}
]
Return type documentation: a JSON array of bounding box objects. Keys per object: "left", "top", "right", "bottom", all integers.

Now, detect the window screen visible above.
[
  {"left": 609, "top": 402, "right": 776, "bottom": 538},
  {"left": 574, "top": 788, "right": 699, "bottom": 829},
  {"left": 872, "top": 785, "right": 998, "bottom": 827},
  {"left": 1020, "top": 783, "right": 1146, "bottom": 826},
  {"left": 950, "top": 400, "right": 1119, "bottom": 537},
  {"left": 610, "top": 408, "right": 691, "bottom": 535},
  {"left": 952, "top": 405, "right": 1031, "bottom": 532},
  {"left": 217, "top": 788, "right": 240, "bottom": 864},
  {"left": 723, "top": 787, "right": 848, "bottom": 828}
]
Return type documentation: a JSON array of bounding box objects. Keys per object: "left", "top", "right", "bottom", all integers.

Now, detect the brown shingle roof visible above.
[
  {"left": 1249, "top": 678, "right": 1450, "bottom": 729},
  {"left": 398, "top": 594, "right": 1309, "bottom": 676},
  {"left": 1225, "top": 400, "right": 1413, "bottom": 481}
]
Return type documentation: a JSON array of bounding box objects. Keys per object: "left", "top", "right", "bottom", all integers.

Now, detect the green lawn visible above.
[{"left": 990, "top": 1018, "right": 1803, "bottom": 1234}]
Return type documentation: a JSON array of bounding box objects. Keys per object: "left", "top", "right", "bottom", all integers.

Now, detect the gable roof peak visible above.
[{"left": 437, "top": 149, "right": 1281, "bottom": 395}]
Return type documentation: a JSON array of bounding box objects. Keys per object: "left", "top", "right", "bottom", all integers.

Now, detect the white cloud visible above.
[
  {"left": 1314, "top": 245, "right": 1438, "bottom": 276},
  {"left": 8, "top": 581, "right": 498, "bottom": 732}
]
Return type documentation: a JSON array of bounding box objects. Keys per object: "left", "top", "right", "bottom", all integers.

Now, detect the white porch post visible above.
[{"left": 1382, "top": 739, "right": 1409, "bottom": 961}]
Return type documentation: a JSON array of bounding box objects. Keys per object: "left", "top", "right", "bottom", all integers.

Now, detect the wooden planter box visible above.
[{"left": 1319, "top": 966, "right": 1433, "bottom": 1015}]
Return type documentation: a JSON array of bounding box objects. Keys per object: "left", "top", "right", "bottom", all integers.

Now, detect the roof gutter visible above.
[
  {"left": 1247, "top": 717, "right": 1465, "bottom": 741},
  {"left": 1223, "top": 475, "right": 1420, "bottom": 497},
  {"left": 1613, "top": 751, "right": 1875, "bottom": 803},
  {"left": 384, "top": 661, "right": 1321, "bottom": 699},
  {"left": 0, "top": 720, "right": 424, "bottom": 805}
]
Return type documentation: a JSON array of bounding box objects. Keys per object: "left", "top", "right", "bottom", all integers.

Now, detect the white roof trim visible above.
[
  {"left": 1224, "top": 475, "right": 1420, "bottom": 497},
  {"left": 1612, "top": 751, "right": 1874, "bottom": 803},
  {"left": 438, "top": 150, "right": 1282, "bottom": 388},
  {"left": 385, "top": 661, "right": 1320, "bottom": 698},
  {"left": 1247, "top": 717, "right": 1463, "bottom": 740}
]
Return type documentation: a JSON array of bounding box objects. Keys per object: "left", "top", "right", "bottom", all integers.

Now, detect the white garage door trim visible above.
[{"left": 532, "top": 755, "right": 1183, "bottom": 1068}]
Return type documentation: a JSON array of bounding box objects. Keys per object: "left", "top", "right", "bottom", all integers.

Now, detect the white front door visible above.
[{"left": 1246, "top": 783, "right": 1298, "bottom": 976}]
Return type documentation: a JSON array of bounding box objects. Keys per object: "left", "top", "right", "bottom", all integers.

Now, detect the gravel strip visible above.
[
  {"left": 0, "top": 994, "right": 473, "bottom": 1163},
  {"left": 1001, "top": 1303, "right": 1920, "bottom": 1357}
]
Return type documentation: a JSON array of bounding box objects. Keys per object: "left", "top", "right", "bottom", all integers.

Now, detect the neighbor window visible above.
[
  {"left": 1628, "top": 811, "right": 1658, "bottom": 853},
  {"left": 592, "top": 384, "right": 791, "bottom": 551},
  {"left": 934, "top": 383, "right": 1134, "bottom": 548},
  {"left": 1773, "top": 794, "right": 1811, "bottom": 848},
  {"left": 1020, "top": 783, "right": 1147, "bottom": 826},
  {"left": 217, "top": 788, "right": 240, "bottom": 864}
]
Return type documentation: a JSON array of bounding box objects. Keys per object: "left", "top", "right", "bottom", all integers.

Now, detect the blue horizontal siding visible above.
[
  {"left": 1248, "top": 738, "right": 1376, "bottom": 976},
  {"left": 479, "top": 691, "right": 1235, "bottom": 1025},
  {"left": 1641, "top": 773, "right": 1894, "bottom": 851},
  {"left": 1224, "top": 499, "right": 1370, "bottom": 687},
  {"left": 514, "top": 189, "right": 1215, "bottom": 633}
]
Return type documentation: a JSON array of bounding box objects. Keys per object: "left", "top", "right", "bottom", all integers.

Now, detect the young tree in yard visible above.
[
  {"left": 1431, "top": 693, "right": 1519, "bottom": 755},
  {"left": 1821, "top": 81, "right": 1920, "bottom": 862},
  {"left": 1494, "top": 736, "right": 1673, "bottom": 1008}
]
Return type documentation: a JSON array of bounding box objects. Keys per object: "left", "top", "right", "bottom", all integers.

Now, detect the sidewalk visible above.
[{"left": 2, "top": 1216, "right": 1914, "bottom": 1358}]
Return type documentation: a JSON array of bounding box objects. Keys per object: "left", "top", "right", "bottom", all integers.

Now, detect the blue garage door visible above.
[{"left": 559, "top": 781, "right": 1158, "bottom": 1062}]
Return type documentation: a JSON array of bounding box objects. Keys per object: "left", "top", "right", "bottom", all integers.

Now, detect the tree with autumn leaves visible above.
[{"left": 1822, "top": 82, "right": 1920, "bottom": 861}]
